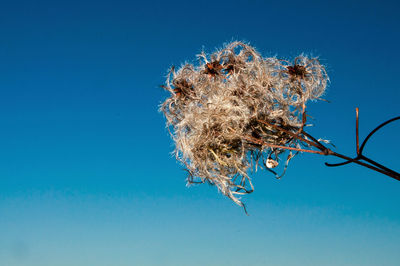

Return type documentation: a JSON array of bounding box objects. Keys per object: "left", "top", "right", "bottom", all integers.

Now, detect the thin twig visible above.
[
  {"left": 256, "top": 112, "right": 400, "bottom": 181},
  {"left": 329, "top": 152, "right": 400, "bottom": 181},
  {"left": 358, "top": 155, "right": 400, "bottom": 179},
  {"left": 243, "top": 135, "right": 326, "bottom": 155},
  {"left": 301, "top": 131, "right": 329, "bottom": 151},
  {"left": 324, "top": 109, "right": 400, "bottom": 181},
  {"left": 257, "top": 119, "right": 323, "bottom": 150},
  {"left": 359, "top": 116, "right": 400, "bottom": 154}
]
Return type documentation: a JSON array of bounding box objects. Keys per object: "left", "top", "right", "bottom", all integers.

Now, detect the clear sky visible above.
[{"left": 1, "top": 0, "right": 399, "bottom": 265}]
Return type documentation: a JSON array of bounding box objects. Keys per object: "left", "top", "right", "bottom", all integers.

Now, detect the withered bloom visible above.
[{"left": 160, "top": 41, "right": 328, "bottom": 207}]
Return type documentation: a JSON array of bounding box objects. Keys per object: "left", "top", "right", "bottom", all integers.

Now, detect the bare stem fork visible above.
[{"left": 253, "top": 109, "right": 400, "bottom": 181}]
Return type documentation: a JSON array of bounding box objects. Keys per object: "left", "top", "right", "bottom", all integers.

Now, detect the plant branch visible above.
[
  {"left": 256, "top": 110, "right": 400, "bottom": 182},
  {"left": 243, "top": 135, "right": 326, "bottom": 155}
]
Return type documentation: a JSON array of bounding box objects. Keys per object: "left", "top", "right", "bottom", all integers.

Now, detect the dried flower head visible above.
[{"left": 160, "top": 41, "right": 328, "bottom": 207}]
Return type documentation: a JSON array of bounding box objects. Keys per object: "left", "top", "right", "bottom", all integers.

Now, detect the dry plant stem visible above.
[
  {"left": 257, "top": 119, "right": 323, "bottom": 151},
  {"left": 328, "top": 152, "right": 400, "bottom": 181},
  {"left": 358, "top": 155, "right": 399, "bottom": 178},
  {"left": 255, "top": 127, "right": 400, "bottom": 181},
  {"left": 255, "top": 113, "right": 400, "bottom": 181},
  {"left": 327, "top": 111, "right": 400, "bottom": 181},
  {"left": 243, "top": 135, "right": 326, "bottom": 155}
]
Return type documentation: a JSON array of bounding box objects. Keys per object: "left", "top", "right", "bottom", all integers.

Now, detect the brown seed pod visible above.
[
  {"left": 204, "top": 61, "right": 223, "bottom": 77},
  {"left": 172, "top": 79, "right": 194, "bottom": 97},
  {"left": 287, "top": 64, "right": 308, "bottom": 79}
]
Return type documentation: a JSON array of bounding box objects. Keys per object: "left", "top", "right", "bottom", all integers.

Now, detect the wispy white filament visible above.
[{"left": 160, "top": 41, "right": 328, "bottom": 206}]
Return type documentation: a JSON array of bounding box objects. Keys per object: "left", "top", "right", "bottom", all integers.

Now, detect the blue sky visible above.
[{"left": 0, "top": 0, "right": 400, "bottom": 265}]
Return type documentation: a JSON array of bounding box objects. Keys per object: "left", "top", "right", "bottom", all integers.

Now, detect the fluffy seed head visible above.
[{"left": 160, "top": 41, "right": 328, "bottom": 206}]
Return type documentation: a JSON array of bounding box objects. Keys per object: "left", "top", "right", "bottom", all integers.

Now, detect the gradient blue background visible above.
[{"left": 1, "top": 0, "right": 399, "bottom": 265}]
